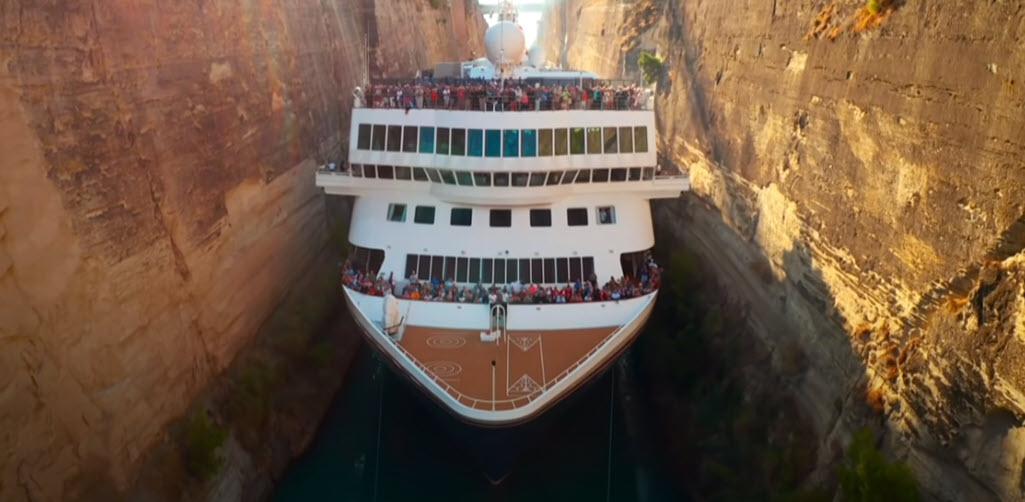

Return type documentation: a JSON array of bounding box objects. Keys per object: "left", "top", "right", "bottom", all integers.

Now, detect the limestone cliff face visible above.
[
  {"left": 544, "top": 0, "right": 1025, "bottom": 499},
  {"left": 0, "top": 1, "right": 482, "bottom": 499}
]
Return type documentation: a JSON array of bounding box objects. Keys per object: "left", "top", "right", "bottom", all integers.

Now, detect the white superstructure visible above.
[{"left": 316, "top": 10, "right": 688, "bottom": 426}]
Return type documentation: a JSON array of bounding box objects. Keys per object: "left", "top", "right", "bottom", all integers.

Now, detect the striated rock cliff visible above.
[
  {"left": 544, "top": 0, "right": 1025, "bottom": 499},
  {"left": 0, "top": 1, "right": 482, "bottom": 499}
]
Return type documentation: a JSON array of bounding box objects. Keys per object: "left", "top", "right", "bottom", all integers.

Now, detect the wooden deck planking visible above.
[{"left": 399, "top": 325, "right": 616, "bottom": 410}]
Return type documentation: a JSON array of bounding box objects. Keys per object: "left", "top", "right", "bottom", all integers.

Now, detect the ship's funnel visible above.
[{"left": 484, "top": 21, "right": 525, "bottom": 68}]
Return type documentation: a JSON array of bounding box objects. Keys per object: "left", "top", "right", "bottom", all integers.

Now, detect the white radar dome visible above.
[
  {"left": 484, "top": 21, "right": 526, "bottom": 67},
  {"left": 527, "top": 45, "right": 546, "bottom": 67}
]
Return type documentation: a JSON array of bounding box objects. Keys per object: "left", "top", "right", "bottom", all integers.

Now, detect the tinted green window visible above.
[
  {"left": 414, "top": 206, "right": 435, "bottom": 224},
  {"left": 634, "top": 126, "right": 648, "bottom": 152},
  {"left": 468, "top": 129, "right": 483, "bottom": 156},
  {"left": 426, "top": 169, "right": 442, "bottom": 183},
  {"left": 521, "top": 129, "right": 537, "bottom": 157},
  {"left": 437, "top": 128, "right": 450, "bottom": 155},
  {"left": 603, "top": 127, "right": 618, "bottom": 153},
  {"left": 473, "top": 172, "right": 491, "bottom": 186},
  {"left": 538, "top": 129, "right": 553, "bottom": 156},
  {"left": 493, "top": 172, "right": 510, "bottom": 186},
  {"left": 440, "top": 170, "right": 457, "bottom": 184},
  {"left": 372, "top": 125, "right": 386, "bottom": 151},
  {"left": 387, "top": 125, "right": 402, "bottom": 152},
  {"left": 456, "top": 171, "right": 473, "bottom": 186},
  {"left": 485, "top": 129, "right": 502, "bottom": 157},
  {"left": 554, "top": 128, "right": 568, "bottom": 155},
  {"left": 413, "top": 167, "right": 429, "bottom": 181},
  {"left": 619, "top": 126, "right": 633, "bottom": 153},
  {"left": 357, "top": 124, "right": 371, "bottom": 150},
  {"left": 402, "top": 126, "right": 418, "bottom": 152},
  {"left": 419, "top": 127, "right": 435, "bottom": 153},
  {"left": 451, "top": 129, "right": 466, "bottom": 156},
  {"left": 570, "top": 127, "right": 585, "bottom": 154},
  {"left": 395, "top": 165, "right": 411, "bottom": 180},
  {"left": 451, "top": 208, "right": 473, "bottom": 226},
  {"left": 503, "top": 130, "right": 519, "bottom": 157},
  {"left": 586, "top": 128, "right": 602, "bottom": 154}
]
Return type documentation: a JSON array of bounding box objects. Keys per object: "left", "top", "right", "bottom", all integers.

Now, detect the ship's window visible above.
[
  {"left": 554, "top": 128, "right": 569, "bottom": 155},
  {"left": 634, "top": 126, "right": 648, "bottom": 152},
  {"left": 444, "top": 257, "right": 456, "bottom": 280},
  {"left": 528, "top": 172, "right": 547, "bottom": 186},
  {"left": 586, "top": 127, "right": 602, "bottom": 154},
  {"left": 436, "top": 128, "right": 450, "bottom": 155},
  {"left": 561, "top": 169, "right": 577, "bottom": 184},
  {"left": 473, "top": 172, "right": 491, "bottom": 187},
  {"left": 593, "top": 168, "right": 610, "bottom": 182},
  {"left": 610, "top": 168, "right": 628, "bottom": 182},
  {"left": 482, "top": 258, "right": 494, "bottom": 284},
  {"left": 511, "top": 172, "right": 529, "bottom": 187},
  {"left": 387, "top": 125, "right": 402, "bottom": 152},
  {"left": 363, "top": 164, "right": 377, "bottom": 178},
  {"left": 574, "top": 170, "right": 591, "bottom": 183},
  {"left": 538, "top": 129, "right": 553, "bottom": 156},
  {"left": 503, "top": 129, "right": 519, "bottom": 157},
  {"left": 604, "top": 127, "right": 618, "bottom": 154},
  {"left": 405, "top": 254, "right": 418, "bottom": 278},
  {"left": 403, "top": 126, "right": 418, "bottom": 152},
  {"left": 469, "top": 258, "right": 481, "bottom": 283},
  {"left": 530, "top": 209, "right": 552, "bottom": 227},
  {"left": 507, "top": 259, "right": 519, "bottom": 283},
  {"left": 493, "top": 172, "right": 510, "bottom": 187},
  {"left": 569, "top": 257, "right": 582, "bottom": 282},
  {"left": 537, "top": 259, "right": 551, "bottom": 283},
  {"left": 419, "top": 126, "right": 435, "bottom": 153},
  {"left": 451, "top": 128, "right": 466, "bottom": 156},
  {"left": 556, "top": 258, "right": 569, "bottom": 283},
  {"left": 485, "top": 129, "right": 502, "bottom": 157},
  {"left": 629, "top": 167, "right": 642, "bottom": 181},
  {"left": 543, "top": 259, "right": 556, "bottom": 284},
  {"left": 619, "top": 126, "right": 633, "bottom": 153},
  {"left": 413, "top": 167, "right": 429, "bottom": 181},
  {"left": 490, "top": 209, "right": 512, "bottom": 227},
  {"left": 431, "top": 255, "right": 444, "bottom": 282},
  {"left": 567, "top": 208, "right": 588, "bottom": 226},
  {"left": 439, "top": 170, "right": 457, "bottom": 185},
  {"left": 456, "top": 171, "right": 473, "bottom": 186},
  {"left": 521, "top": 129, "right": 537, "bottom": 157},
  {"left": 450, "top": 208, "right": 472, "bottom": 226},
  {"left": 494, "top": 259, "right": 506, "bottom": 283},
  {"left": 456, "top": 257, "right": 469, "bottom": 282},
  {"left": 597, "top": 206, "right": 616, "bottom": 225},
  {"left": 546, "top": 171, "right": 562, "bottom": 185},
  {"left": 377, "top": 165, "right": 394, "bottom": 179},
  {"left": 468, "top": 129, "right": 484, "bottom": 156},
  {"left": 569, "top": 127, "right": 585, "bottom": 154},
  {"left": 372, "top": 125, "right": 386, "bottom": 151},
  {"left": 395, "top": 165, "right": 411, "bottom": 180},
  {"left": 642, "top": 167, "right": 654, "bottom": 180},
  {"left": 387, "top": 203, "right": 407, "bottom": 222},
  {"left": 414, "top": 206, "right": 436, "bottom": 224},
  {"left": 357, "top": 124, "right": 372, "bottom": 150},
  {"left": 418, "top": 255, "right": 431, "bottom": 280},
  {"left": 582, "top": 256, "right": 596, "bottom": 281},
  {"left": 351, "top": 164, "right": 362, "bottom": 177},
  {"left": 519, "top": 258, "right": 531, "bottom": 283},
  {"left": 426, "top": 169, "right": 442, "bottom": 183}
]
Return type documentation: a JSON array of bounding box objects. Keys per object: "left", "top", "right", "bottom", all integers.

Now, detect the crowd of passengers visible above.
[
  {"left": 341, "top": 257, "right": 661, "bottom": 304},
  {"left": 355, "top": 79, "right": 651, "bottom": 112}
]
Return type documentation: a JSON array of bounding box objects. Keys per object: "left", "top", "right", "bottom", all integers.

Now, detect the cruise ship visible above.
[{"left": 316, "top": 1, "right": 688, "bottom": 480}]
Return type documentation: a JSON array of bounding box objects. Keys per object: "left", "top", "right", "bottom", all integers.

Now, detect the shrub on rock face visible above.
[
  {"left": 638, "top": 51, "right": 664, "bottom": 85},
  {"left": 839, "top": 427, "right": 920, "bottom": 502},
  {"left": 183, "top": 409, "right": 228, "bottom": 481},
  {"left": 866, "top": 0, "right": 891, "bottom": 14}
]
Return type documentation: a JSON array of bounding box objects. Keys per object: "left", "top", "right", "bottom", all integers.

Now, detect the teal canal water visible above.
[{"left": 273, "top": 345, "right": 683, "bottom": 502}]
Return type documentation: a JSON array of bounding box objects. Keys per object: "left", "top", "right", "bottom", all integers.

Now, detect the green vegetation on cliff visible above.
[
  {"left": 638, "top": 51, "right": 664, "bottom": 85},
  {"left": 839, "top": 427, "right": 919, "bottom": 502},
  {"left": 183, "top": 409, "right": 227, "bottom": 481}
]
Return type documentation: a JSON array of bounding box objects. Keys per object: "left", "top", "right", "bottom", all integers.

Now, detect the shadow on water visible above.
[{"left": 273, "top": 344, "right": 684, "bottom": 502}]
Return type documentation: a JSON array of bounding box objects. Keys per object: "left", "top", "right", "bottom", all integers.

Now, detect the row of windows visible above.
[
  {"left": 406, "top": 254, "right": 597, "bottom": 285},
  {"left": 387, "top": 205, "right": 616, "bottom": 227},
  {"left": 356, "top": 124, "right": 649, "bottom": 157},
  {"left": 353, "top": 165, "right": 656, "bottom": 186}
]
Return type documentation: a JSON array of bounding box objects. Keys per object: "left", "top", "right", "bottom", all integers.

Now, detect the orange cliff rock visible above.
[{"left": 0, "top": 0, "right": 484, "bottom": 499}]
